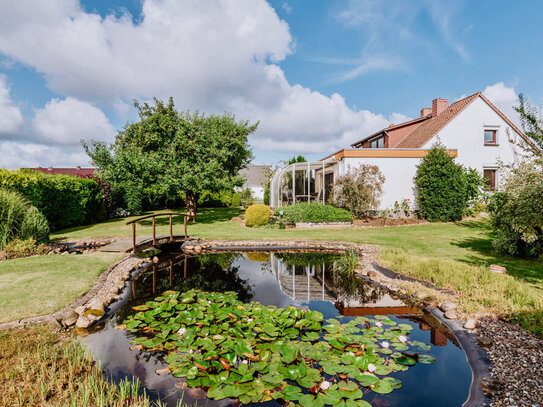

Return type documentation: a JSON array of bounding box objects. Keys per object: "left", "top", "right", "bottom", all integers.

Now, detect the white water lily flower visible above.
[
  {"left": 381, "top": 341, "right": 390, "bottom": 348},
  {"left": 348, "top": 352, "right": 355, "bottom": 356},
  {"left": 178, "top": 328, "right": 187, "bottom": 336},
  {"left": 320, "top": 381, "right": 330, "bottom": 390},
  {"left": 398, "top": 335, "right": 407, "bottom": 343},
  {"left": 367, "top": 363, "right": 376, "bottom": 373},
  {"left": 375, "top": 321, "right": 383, "bottom": 327}
]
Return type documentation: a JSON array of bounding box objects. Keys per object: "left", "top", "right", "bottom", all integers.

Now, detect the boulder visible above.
[
  {"left": 75, "top": 315, "right": 93, "bottom": 329},
  {"left": 464, "top": 319, "right": 477, "bottom": 329},
  {"left": 61, "top": 311, "right": 79, "bottom": 327},
  {"left": 444, "top": 310, "right": 457, "bottom": 319},
  {"left": 440, "top": 301, "right": 457, "bottom": 312}
]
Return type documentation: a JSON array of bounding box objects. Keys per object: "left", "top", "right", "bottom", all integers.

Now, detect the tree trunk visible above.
[{"left": 186, "top": 191, "right": 199, "bottom": 222}]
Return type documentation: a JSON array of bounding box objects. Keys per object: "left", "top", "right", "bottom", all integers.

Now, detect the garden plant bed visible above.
[{"left": 353, "top": 218, "right": 427, "bottom": 227}]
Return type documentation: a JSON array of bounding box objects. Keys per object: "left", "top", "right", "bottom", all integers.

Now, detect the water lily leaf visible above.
[
  {"left": 306, "top": 311, "right": 324, "bottom": 322},
  {"left": 382, "top": 377, "right": 402, "bottom": 389},
  {"left": 299, "top": 394, "right": 325, "bottom": 407},
  {"left": 356, "top": 373, "right": 379, "bottom": 387},
  {"left": 395, "top": 355, "right": 416, "bottom": 366},
  {"left": 371, "top": 379, "right": 393, "bottom": 394},
  {"left": 301, "top": 331, "right": 320, "bottom": 341},
  {"left": 375, "top": 365, "right": 392, "bottom": 375},
  {"left": 262, "top": 323, "right": 279, "bottom": 336},
  {"left": 417, "top": 354, "right": 436, "bottom": 364},
  {"left": 411, "top": 340, "right": 431, "bottom": 351},
  {"left": 329, "top": 339, "right": 345, "bottom": 350}
]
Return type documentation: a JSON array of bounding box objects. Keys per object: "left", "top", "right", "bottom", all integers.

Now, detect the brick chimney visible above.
[
  {"left": 420, "top": 107, "right": 432, "bottom": 117},
  {"left": 432, "top": 98, "right": 448, "bottom": 117}
]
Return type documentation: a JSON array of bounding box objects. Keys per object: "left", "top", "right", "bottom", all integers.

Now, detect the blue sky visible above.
[{"left": 0, "top": 0, "right": 541, "bottom": 168}]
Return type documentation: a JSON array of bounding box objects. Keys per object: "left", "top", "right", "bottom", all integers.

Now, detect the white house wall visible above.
[
  {"left": 339, "top": 156, "right": 422, "bottom": 210},
  {"left": 421, "top": 96, "right": 518, "bottom": 186}
]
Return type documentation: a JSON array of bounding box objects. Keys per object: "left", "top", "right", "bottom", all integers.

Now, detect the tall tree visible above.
[
  {"left": 83, "top": 98, "right": 256, "bottom": 220},
  {"left": 510, "top": 93, "right": 543, "bottom": 159}
]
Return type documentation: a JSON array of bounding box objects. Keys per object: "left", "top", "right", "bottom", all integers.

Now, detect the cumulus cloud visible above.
[
  {"left": 0, "top": 74, "right": 23, "bottom": 137},
  {"left": 483, "top": 82, "right": 520, "bottom": 126},
  {"left": 0, "top": 0, "right": 396, "bottom": 155},
  {"left": 0, "top": 141, "right": 90, "bottom": 170},
  {"left": 31, "top": 97, "right": 115, "bottom": 145}
]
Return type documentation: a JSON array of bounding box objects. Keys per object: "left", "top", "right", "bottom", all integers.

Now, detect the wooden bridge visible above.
[{"left": 99, "top": 212, "right": 191, "bottom": 253}]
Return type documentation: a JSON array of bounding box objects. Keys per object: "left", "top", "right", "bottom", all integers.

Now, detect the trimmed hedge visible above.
[
  {"left": 275, "top": 203, "right": 353, "bottom": 224},
  {"left": 245, "top": 204, "right": 271, "bottom": 227},
  {"left": 0, "top": 169, "right": 106, "bottom": 231}
]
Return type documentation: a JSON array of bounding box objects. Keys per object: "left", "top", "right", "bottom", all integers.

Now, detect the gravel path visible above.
[{"left": 477, "top": 317, "right": 543, "bottom": 406}]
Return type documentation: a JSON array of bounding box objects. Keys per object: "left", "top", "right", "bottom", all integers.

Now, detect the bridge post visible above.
[{"left": 132, "top": 223, "right": 136, "bottom": 252}]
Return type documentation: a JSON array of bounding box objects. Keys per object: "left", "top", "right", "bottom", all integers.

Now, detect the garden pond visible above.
[{"left": 78, "top": 250, "right": 471, "bottom": 406}]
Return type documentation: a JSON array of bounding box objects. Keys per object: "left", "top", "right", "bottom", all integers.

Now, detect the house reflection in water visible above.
[{"left": 270, "top": 253, "right": 457, "bottom": 348}]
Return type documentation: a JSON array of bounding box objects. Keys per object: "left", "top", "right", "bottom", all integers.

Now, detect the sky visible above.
[{"left": 0, "top": 0, "right": 542, "bottom": 169}]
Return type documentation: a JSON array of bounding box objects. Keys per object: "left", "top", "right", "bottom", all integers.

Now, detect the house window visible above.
[
  {"left": 484, "top": 129, "right": 497, "bottom": 145},
  {"left": 483, "top": 169, "right": 497, "bottom": 191},
  {"left": 370, "top": 137, "right": 385, "bottom": 148}
]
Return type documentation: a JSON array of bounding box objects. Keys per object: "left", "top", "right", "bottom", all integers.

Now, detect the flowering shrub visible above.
[
  {"left": 489, "top": 161, "right": 543, "bottom": 258},
  {"left": 331, "top": 165, "right": 385, "bottom": 218}
]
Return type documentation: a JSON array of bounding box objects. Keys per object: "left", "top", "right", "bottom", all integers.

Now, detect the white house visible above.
[
  {"left": 271, "top": 92, "right": 536, "bottom": 210},
  {"left": 238, "top": 165, "right": 270, "bottom": 201}
]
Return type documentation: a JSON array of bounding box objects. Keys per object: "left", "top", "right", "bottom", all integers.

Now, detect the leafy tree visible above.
[
  {"left": 509, "top": 94, "right": 543, "bottom": 159},
  {"left": 415, "top": 143, "right": 483, "bottom": 222},
  {"left": 83, "top": 98, "right": 256, "bottom": 220}
]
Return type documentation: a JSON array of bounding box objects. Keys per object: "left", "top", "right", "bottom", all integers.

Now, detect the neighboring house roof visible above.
[
  {"left": 239, "top": 165, "right": 270, "bottom": 188},
  {"left": 22, "top": 167, "right": 96, "bottom": 177}
]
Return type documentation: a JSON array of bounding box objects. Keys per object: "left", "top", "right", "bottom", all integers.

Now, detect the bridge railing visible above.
[{"left": 126, "top": 212, "right": 190, "bottom": 252}]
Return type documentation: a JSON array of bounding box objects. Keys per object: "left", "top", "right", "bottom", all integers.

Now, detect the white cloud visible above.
[
  {"left": 0, "top": 0, "right": 397, "bottom": 156},
  {"left": 0, "top": 141, "right": 90, "bottom": 170},
  {"left": 30, "top": 97, "right": 115, "bottom": 145},
  {"left": 0, "top": 74, "right": 23, "bottom": 137},
  {"left": 483, "top": 82, "right": 520, "bottom": 126}
]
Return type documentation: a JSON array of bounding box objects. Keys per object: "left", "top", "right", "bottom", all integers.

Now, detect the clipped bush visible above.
[
  {"left": 231, "top": 193, "right": 241, "bottom": 207},
  {"left": 0, "top": 189, "right": 49, "bottom": 248},
  {"left": 245, "top": 204, "right": 271, "bottom": 227},
  {"left": 0, "top": 169, "right": 106, "bottom": 230},
  {"left": 490, "top": 161, "right": 543, "bottom": 258},
  {"left": 415, "top": 143, "right": 483, "bottom": 222},
  {"left": 276, "top": 203, "right": 353, "bottom": 224},
  {"left": 331, "top": 164, "right": 385, "bottom": 217}
]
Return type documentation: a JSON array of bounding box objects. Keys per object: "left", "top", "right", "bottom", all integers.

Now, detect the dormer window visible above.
[
  {"left": 370, "top": 136, "right": 385, "bottom": 148},
  {"left": 484, "top": 129, "right": 497, "bottom": 145}
]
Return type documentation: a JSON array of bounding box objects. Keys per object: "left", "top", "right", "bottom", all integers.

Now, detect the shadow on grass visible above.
[{"left": 136, "top": 207, "right": 240, "bottom": 226}]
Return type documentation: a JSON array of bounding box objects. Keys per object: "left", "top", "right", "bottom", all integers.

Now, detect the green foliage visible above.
[
  {"left": 331, "top": 165, "right": 385, "bottom": 217},
  {"left": 511, "top": 93, "right": 543, "bottom": 158},
  {"left": 83, "top": 98, "right": 256, "bottom": 220},
  {"left": 333, "top": 248, "right": 359, "bottom": 278},
  {"left": 415, "top": 143, "right": 483, "bottom": 222},
  {"left": 288, "top": 155, "right": 307, "bottom": 164},
  {"left": 0, "top": 189, "right": 50, "bottom": 248},
  {"left": 123, "top": 289, "right": 433, "bottom": 405},
  {"left": 2, "top": 238, "right": 47, "bottom": 257},
  {"left": 245, "top": 204, "right": 271, "bottom": 227},
  {"left": 231, "top": 193, "right": 241, "bottom": 207},
  {"left": 276, "top": 203, "right": 353, "bottom": 224},
  {"left": 490, "top": 161, "right": 543, "bottom": 258},
  {"left": 0, "top": 169, "right": 105, "bottom": 230},
  {"left": 263, "top": 188, "right": 270, "bottom": 205},
  {"left": 238, "top": 187, "right": 254, "bottom": 207},
  {"left": 198, "top": 190, "right": 233, "bottom": 208}
]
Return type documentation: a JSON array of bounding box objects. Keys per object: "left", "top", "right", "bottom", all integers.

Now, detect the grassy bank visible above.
[
  {"left": 0, "top": 325, "right": 167, "bottom": 406},
  {"left": 51, "top": 207, "right": 543, "bottom": 337},
  {"left": 0, "top": 252, "right": 120, "bottom": 323}
]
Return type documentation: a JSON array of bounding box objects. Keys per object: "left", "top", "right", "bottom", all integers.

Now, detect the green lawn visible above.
[
  {"left": 48, "top": 207, "right": 543, "bottom": 336},
  {"left": 0, "top": 252, "right": 120, "bottom": 323}
]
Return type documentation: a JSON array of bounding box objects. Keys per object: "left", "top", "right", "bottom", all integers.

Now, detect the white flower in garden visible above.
[
  {"left": 247, "top": 318, "right": 253, "bottom": 322},
  {"left": 178, "top": 328, "right": 187, "bottom": 336},
  {"left": 398, "top": 335, "right": 407, "bottom": 343},
  {"left": 381, "top": 341, "right": 390, "bottom": 348},
  {"left": 348, "top": 352, "right": 355, "bottom": 356},
  {"left": 320, "top": 381, "right": 330, "bottom": 390},
  {"left": 367, "top": 363, "right": 376, "bottom": 373},
  {"left": 375, "top": 321, "right": 383, "bottom": 327},
  {"left": 241, "top": 360, "right": 248, "bottom": 364}
]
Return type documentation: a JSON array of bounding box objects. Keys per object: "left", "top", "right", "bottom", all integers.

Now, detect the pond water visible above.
[{"left": 79, "top": 251, "right": 471, "bottom": 406}]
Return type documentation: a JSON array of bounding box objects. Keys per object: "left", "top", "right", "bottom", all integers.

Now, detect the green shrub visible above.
[
  {"left": 263, "top": 188, "right": 270, "bottom": 205},
  {"left": 331, "top": 164, "right": 385, "bottom": 217},
  {"left": 276, "top": 203, "right": 353, "bottom": 224},
  {"left": 231, "top": 193, "right": 241, "bottom": 207},
  {"left": 198, "top": 190, "right": 233, "bottom": 208},
  {"left": 2, "top": 237, "right": 47, "bottom": 257},
  {"left": 414, "top": 143, "right": 483, "bottom": 222},
  {"left": 0, "top": 189, "right": 49, "bottom": 248},
  {"left": 239, "top": 187, "right": 254, "bottom": 207},
  {"left": 245, "top": 204, "right": 271, "bottom": 227},
  {"left": 124, "top": 183, "right": 143, "bottom": 216},
  {"left": 490, "top": 161, "right": 543, "bottom": 258},
  {"left": 0, "top": 169, "right": 106, "bottom": 230}
]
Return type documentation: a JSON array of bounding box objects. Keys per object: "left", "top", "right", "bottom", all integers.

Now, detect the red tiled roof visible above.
[
  {"left": 22, "top": 167, "right": 96, "bottom": 177},
  {"left": 394, "top": 92, "right": 480, "bottom": 148}
]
